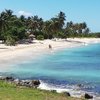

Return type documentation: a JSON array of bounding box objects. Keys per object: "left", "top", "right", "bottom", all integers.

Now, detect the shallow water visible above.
[{"left": 0, "top": 43, "right": 100, "bottom": 96}]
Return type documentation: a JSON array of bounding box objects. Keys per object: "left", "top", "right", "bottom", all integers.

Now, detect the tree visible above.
[
  {"left": 0, "top": 11, "right": 9, "bottom": 34},
  {"left": 50, "top": 11, "right": 66, "bottom": 38},
  {"left": 43, "top": 21, "right": 53, "bottom": 39},
  {"left": 5, "top": 35, "right": 16, "bottom": 46},
  {"left": 0, "top": 9, "right": 93, "bottom": 45},
  {"left": 84, "top": 28, "right": 90, "bottom": 34}
]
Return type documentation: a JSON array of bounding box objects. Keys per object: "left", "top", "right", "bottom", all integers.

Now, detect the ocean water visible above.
[{"left": 0, "top": 43, "right": 100, "bottom": 97}]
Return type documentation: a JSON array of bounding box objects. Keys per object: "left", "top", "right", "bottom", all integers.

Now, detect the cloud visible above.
[{"left": 18, "top": 10, "right": 32, "bottom": 17}]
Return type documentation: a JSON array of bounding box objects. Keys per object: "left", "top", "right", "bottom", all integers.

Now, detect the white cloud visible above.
[{"left": 18, "top": 10, "right": 32, "bottom": 17}]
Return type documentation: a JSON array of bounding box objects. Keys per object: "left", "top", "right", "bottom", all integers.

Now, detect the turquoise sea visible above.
[{"left": 0, "top": 43, "right": 100, "bottom": 96}]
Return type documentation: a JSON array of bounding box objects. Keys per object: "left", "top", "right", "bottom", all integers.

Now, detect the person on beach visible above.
[{"left": 49, "top": 44, "right": 52, "bottom": 49}]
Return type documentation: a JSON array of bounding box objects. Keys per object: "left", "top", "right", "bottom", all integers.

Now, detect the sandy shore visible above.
[
  {"left": 0, "top": 38, "right": 100, "bottom": 67},
  {"left": 0, "top": 38, "right": 80, "bottom": 70}
]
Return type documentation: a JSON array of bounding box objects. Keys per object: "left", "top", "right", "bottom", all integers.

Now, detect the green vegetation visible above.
[
  {"left": 0, "top": 81, "right": 85, "bottom": 100},
  {"left": 37, "top": 35, "right": 44, "bottom": 40},
  {"left": 0, "top": 9, "right": 100, "bottom": 45},
  {"left": 5, "top": 35, "right": 16, "bottom": 46}
]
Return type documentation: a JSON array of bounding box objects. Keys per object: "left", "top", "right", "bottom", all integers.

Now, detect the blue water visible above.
[{"left": 0, "top": 43, "right": 100, "bottom": 94}]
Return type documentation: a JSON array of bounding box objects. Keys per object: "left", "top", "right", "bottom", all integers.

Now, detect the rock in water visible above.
[
  {"left": 32, "top": 80, "right": 40, "bottom": 85},
  {"left": 84, "top": 93, "right": 93, "bottom": 99}
]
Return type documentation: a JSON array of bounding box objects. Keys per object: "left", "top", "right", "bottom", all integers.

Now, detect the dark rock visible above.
[
  {"left": 19, "top": 80, "right": 30, "bottom": 87},
  {"left": 62, "top": 92, "right": 71, "bottom": 96},
  {"left": 5, "top": 77, "right": 14, "bottom": 81},
  {"left": 0, "top": 76, "right": 40, "bottom": 88},
  {"left": 14, "top": 80, "right": 40, "bottom": 88},
  {"left": 0, "top": 76, "right": 14, "bottom": 81},
  {"left": 84, "top": 93, "right": 93, "bottom": 99},
  {"left": 32, "top": 80, "right": 40, "bottom": 86}
]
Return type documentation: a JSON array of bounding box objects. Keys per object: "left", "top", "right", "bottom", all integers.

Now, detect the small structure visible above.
[
  {"left": 28, "top": 34, "right": 35, "bottom": 43},
  {"left": 29, "top": 34, "right": 35, "bottom": 41}
]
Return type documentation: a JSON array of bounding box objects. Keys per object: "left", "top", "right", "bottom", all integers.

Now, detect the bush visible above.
[
  {"left": 37, "top": 35, "right": 44, "bottom": 40},
  {"left": 5, "top": 35, "right": 16, "bottom": 46}
]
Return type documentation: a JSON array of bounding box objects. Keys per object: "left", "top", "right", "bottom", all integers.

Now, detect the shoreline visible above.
[
  {"left": 0, "top": 38, "right": 83, "bottom": 67},
  {"left": 0, "top": 78, "right": 84, "bottom": 100},
  {"left": 0, "top": 38, "right": 100, "bottom": 74},
  {"left": 0, "top": 38, "right": 100, "bottom": 61},
  {"left": 38, "top": 80, "right": 100, "bottom": 100},
  {"left": 0, "top": 76, "right": 99, "bottom": 100}
]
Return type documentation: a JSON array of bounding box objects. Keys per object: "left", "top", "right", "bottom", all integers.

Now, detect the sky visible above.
[{"left": 0, "top": 0, "right": 100, "bottom": 32}]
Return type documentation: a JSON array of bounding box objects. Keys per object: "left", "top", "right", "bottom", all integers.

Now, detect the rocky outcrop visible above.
[
  {"left": 84, "top": 93, "right": 93, "bottom": 99},
  {"left": 15, "top": 80, "right": 40, "bottom": 88},
  {"left": 0, "top": 76, "right": 40, "bottom": 88},
  {"left": 0, "top": 76, "right": 14, "bottom": 81}
]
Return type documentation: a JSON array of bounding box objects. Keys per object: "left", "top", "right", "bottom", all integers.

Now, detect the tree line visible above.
[{"left": 0, "top": 9, "right": 100, "bottom": 45}]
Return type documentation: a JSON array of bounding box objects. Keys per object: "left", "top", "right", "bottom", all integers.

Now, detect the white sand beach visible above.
[{"left": 0, "top": 38, "right": 100, "bottom": 62}]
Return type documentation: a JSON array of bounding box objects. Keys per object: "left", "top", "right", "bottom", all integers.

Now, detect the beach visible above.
[
  {"left": 0, "top": 38, "right": 100, "bottom": 69},
  {"left": 0, "top": 38, "right": 100, "bottom": 72},
  {"left": 0, "top": 38, "right": 100, "bottom": 61}
]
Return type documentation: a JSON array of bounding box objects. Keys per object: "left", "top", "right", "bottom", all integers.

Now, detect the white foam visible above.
[
  {"left": 38, "top": 80, "right": 85, "bottom": 98},
  {"left": 38, "top": 80, "right": 100, "bottom": 99}
]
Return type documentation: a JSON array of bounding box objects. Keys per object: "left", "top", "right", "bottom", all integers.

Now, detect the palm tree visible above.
[
  {"left": 0, "top": 9, "right": 15, "bottom": 32},
  {"left": 50, "top": 11, "right": 66, "bottom": 38},
  {"left": 20, "top": 15, "right": 26, "bottom": 25},
  {"left": 38, "top": 18, "right": 44, "bottom": 32},
  {"left": 82, "top": 22, "right": 87, "bottom": 29},
  {"left": 43, "top": 21, "right": 53, "bottom": 39},
  {"left": 0, "top": 11, "right": 9, "bottom": 39},
  {"left": 57, "top": 11, "right": 66, "bottom": 29},
  {"left": 84, "top": 28, "right": 90, "bottom": 34}
]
